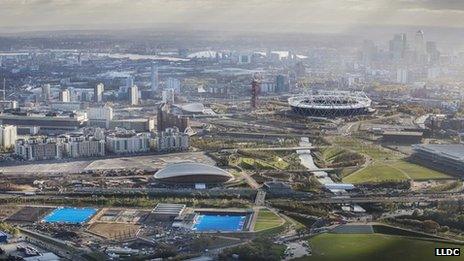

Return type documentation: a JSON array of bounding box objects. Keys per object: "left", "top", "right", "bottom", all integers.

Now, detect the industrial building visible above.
[
  {"left": 0, "top": 113, "right": 86, "bottom": 133},
  {"left": 110, "top": 118, "right": 154, "bottom": 132},
  {"left": 154, "top": 162, "right": 233, "bottom": 184},
  {"left": 381, "top": 131, "right": 423, "bottom": 144},
  {"left": 412, "top": 144, "right": 464, "bottom": 174}
]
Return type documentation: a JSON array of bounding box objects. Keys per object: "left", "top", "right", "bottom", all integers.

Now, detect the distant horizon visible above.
[{"left": 1, "top": 23, "right": 463, "bottom": 51}]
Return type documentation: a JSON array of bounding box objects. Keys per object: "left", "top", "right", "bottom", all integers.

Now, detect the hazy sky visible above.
[{"left": 0, "top": 0, "right": 463, "bottom": 32}]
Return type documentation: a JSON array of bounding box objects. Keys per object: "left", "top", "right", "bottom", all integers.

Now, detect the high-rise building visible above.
[
  {"left": 361, "top": 40, "right": 377, "bottom": 66},
  {"left": 415, "top": 30, "right": 425, "bottom": 54},
  {"left": 389, "top": 34, "right": 407, "bottom": 61},
  {"left": 126, "top": 76, "right": 134, "bottom": 88},
  {"left": 129, "top": 85, "right": 139, "bottom": 105},
  {"left": 42, "top": 84, "right": 51, "bottom": 102},
  {"left": 426, "top": 41, "right": 440, "bottom": 64},
  {"left": 166, "top": 77, "right": 181, "bottom": 93},
  {"left": 94, "top": 83, "right": 104, "bottom": 103},
  {"left": 0, "top": 124, "right": 17, "bottom": 149},
  {"left": 275, "top": 75, "right": 288, "bottom": 93},
  {"left": 151, "top": 63, "right": 159, "bottom": 93},
  {"left": 396, "top": 68, "right": 408, "bottom": 84},
  {"left": 59, "top": 89, "right": 71, "bottom": 102},
  {"left": 162, "top": 89, "right": 175, "bottom": 104},
  {"left": 157, "top": 103, "right": 190, "bottom": 132},
  {"left": 414, "top": 30, "right": 426, "bottom": 63}
]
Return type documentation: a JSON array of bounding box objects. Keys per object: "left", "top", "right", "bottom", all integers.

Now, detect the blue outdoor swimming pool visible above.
[
  {"left": 42, "top": 207, "right": 97, "bottom": 224},
  {"left": 192, "top": 214, "right": 247, "bottom": 232}
]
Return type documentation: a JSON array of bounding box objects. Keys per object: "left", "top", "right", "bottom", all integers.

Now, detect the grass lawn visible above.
[
  {"left": 304, "top": 233, "right": 463, "bottom": 261},
  {"left": 391, "top": 161, "right": 451, "bottom": 180},
  {"left": 254, "top": 209, "right": 284, "bottom": 231},
  {"left": 343, "top": 163, "right": 408, "bottom": 184},
  {"left": 343, "top": 160, "right": 453, "bottom": 184},
  {"left": 239, "top": 157, "right": 289, "bottom": 170},
  {"left": 331, "top": 137, "right": 399, "bottom": 161},
  {"left": 321, "top": 147, "right": 346, "bottom": 162}
]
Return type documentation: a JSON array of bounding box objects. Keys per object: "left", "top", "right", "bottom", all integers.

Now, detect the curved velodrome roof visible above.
[
  {"left": 154, "top": 162, "right": 233, "bottom": 183},
  {"left": 180, "top": 103, "right": 205, "bottom": 113}
]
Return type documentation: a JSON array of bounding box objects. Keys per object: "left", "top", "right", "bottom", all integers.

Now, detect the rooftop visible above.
[
  {"left": 413, "top": 144, "right": 464, "bottom": 161},
  {"left": 152, "top": 203, "right": 186, "bottom": 215},
  {"left": 382, "top": 131, "right": 423, "bottom": 136},
  {"left": 154, "top": 162, "right": 233, "bottom": 181}
]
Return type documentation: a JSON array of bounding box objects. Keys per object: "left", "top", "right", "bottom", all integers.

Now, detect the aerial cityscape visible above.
[{"left": 0, "top": 0, "right": 463, "bottom": 260}]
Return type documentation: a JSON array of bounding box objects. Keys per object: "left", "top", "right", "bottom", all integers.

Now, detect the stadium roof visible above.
[
  {"left": 154, "top": 162, "right": 233, "bottom": 183},
  {"left": 288, "top": 92, "right": 371, "bottom": 110}
]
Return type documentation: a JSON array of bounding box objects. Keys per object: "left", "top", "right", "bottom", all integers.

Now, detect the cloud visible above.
[{"left": 0, "top": 0, "right": 462, "bottom": 32}]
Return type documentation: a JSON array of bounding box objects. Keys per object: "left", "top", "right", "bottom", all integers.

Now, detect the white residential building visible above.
[
  {"left": 129, "top": 85, "right": 139, "bottom": 105},
  {"left": 59, "top": 89, "right": 71, "bottom": 102},
  {"left": 151, "top": 63, "right": 159, "bottom": 92},
  {"left": 157, "top": 127, "right": 189, "bottom": 152},
  {"left": 64, "top": 136, "right": 105, "bottom": 158},
  {"left": 166, "top": 77, "right": 181, "bottom": 93},
  {"left": 94, "top": 83, "right": 104, "bottom": 103},
  {"left": 106, "top": 130, "right": 150, "bottom": 154},
  {"left": 42, "top": 84, "right": 51, "bottom": 102},
  {"left": 0, "top": 124, "right": 17, "bottom": 149},
  {"left": 162, "top": 89, "right": 175, "bottom": 104},
  {"left": 15, "top": 137, "right": 65, "bottom": 161}
]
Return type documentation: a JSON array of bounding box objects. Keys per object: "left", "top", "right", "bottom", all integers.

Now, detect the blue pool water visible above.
[
  {"left": 42, "top": 207, "right": 97, "bottom": 224},
  {"left": 192, "top": 214, "right": 246, "bottom": 232}
]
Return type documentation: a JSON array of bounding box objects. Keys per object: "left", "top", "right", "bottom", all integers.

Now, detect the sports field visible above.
[
  {"left": 305, "top": 233, "right": 462, "bottom": 261},
  {"left": 254, "top": 209, "right": 284, "bottom": 231}
]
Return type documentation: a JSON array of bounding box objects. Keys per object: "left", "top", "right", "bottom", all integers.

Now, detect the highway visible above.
[
  {"left": 301, "top": 193, "right": 464, "bottom": 204},
  {"left": 2, "top": 191, "right": 464, "bottom": 206}
]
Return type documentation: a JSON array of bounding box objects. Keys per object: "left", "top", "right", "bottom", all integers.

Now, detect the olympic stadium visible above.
[
  {"left": 154, "top": 162, "right": 234, "bottom": 184},
  {"left": 288, "top": 91, "right": 373, "bottom": 118}
]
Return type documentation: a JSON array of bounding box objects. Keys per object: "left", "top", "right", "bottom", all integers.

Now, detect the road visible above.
[
  {"left": 255, "top": 190, "right": 266, "bottom": 206},
  {"left": 301, "top": 193, "right": 464, "bottom": 204},
  {"left": 220, "top": 146, "right": 319, "bottom": 154},
  {"left": 3, "top": 190, "right": 464, "bottom": 206},
  {"left": 240, "top": 169, "right": 261, "bottom": 189}
]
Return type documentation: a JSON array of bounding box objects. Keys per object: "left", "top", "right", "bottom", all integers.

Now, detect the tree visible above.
[{"left": 423, "top": 220, "right": 440, "bottom": 232}]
